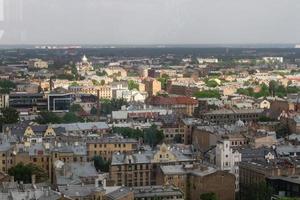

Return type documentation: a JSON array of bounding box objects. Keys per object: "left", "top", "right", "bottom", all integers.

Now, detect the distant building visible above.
[
  {"left": 262, "top": 57, "right": 283, "bottom": 63},
  {"left": 9, "top": 92, "right": 47, "bottom": 112},
  {"left": 197, "top": 58, "right": 219, "bottom": 64},
  {"left": 142, "top": 78, "right": 161, "bottom": 96},
  {"left": 146, "top": 96, "right": 198, "bottom": 116},
  {"left": 199, "top": 109, "right": 264, "bottom": 124},
  {"left": 28, "top": 58, "right": 48, "bottom": 69},
  {"left": 48, "top": 93, "right": 73, "bottom": 112}
]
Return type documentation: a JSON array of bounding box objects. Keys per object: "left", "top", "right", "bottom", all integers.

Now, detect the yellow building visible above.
[{"left": 87, "top": 138, "right": 138, "bottom": 161}]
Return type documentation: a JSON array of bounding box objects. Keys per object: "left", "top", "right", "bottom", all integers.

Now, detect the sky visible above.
[{"left": 1, "top": 0, "right": 300, "bottom": 45}]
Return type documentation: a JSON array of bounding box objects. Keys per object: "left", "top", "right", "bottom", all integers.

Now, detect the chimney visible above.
[{"left": 31, "top": 174, "right": 36, "bottom": 185}]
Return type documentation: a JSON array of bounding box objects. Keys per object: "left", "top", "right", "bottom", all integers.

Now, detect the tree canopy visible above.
[
  {"left": 194, "top": 90, "right": 221, "bottom": 98},
  {"left": 144, "top": 124, "right": 164, "bottom": 147},
  {"left": 0, "top": 80, "right": 16, "bottom": 94},
  {"left": 8, "top": 163, "right": 48, "bottom": 184},
  {"left": 200, "top": 192, "right": 218, "bottom": 200},
  {"left": 0, "top": 107, "right": 19, "bottom": 129},
  {"left": 100, "top": 98, "right": 128, "bottom": 115},
  {"left": 93, "top": 155, "right": 110, "bottom": 172},
  {"left": 128, "top": 80, "right": 139, "bottom": 91},
  {"left": 113, "top": 125, "right": 164, "bottom": 147}
]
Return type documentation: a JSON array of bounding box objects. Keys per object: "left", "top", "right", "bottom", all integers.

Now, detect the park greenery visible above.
[
  {"left": 8, "top": 163, "right": 48, "bottom": 184},
  {"left": 237, "top": 81, "right": 300, "bottom": 98}
]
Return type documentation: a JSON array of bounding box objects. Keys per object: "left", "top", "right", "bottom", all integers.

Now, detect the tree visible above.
[
  {"left": 112, "top": 127, "right": 144, "bottom": 139},
  {"left": 194, "top": 90, "right": 221, "bottom": 98},
  {"left": 276, "top": 123, "right": 290, "bottom": 138},
  {"left": 128, "top": 80, "right": 139, "bottom": 91},
  {"left": 70, "top": 104, "right": 82, "bottom": 112},
  {"left": 8, "top": 163, "right": 48, "bottom": 183},
  {"left": 100, "top": 80, "right": 105, "bottom": 86},
  {"left": 205, "top": 79, "right": 219, "bottom": 88},
  {"left": 62, "top": 112, "right": 82, "bottom": 123},
  {"left": 157, "top": 74, "right": 170, "bottom": 90},
  {"left": 287, "top": 86, "right": 300, "bottom": 94},
  {"left": 70, "top": 82, "right": 79, "bottom": 86},
  {"left": 0, "top": 80, "right": 16, "bottom": 94},
  {"left": 96, "top": 71, "right": 107, "bottom": 77},
  {"left": 144, "top": 124, "right": 164, "bottom": 147},
  {"left": 173, "top": 134, "right": 183, "bottom": 143},
  {"left": 35, "top": 111, "right": 62, "bottom": 124},
  {"left": 90, "top": 106, "right": 98, "bottom": 115},
  {"left": 200, "top": 192, "right": 218, "bottom": 200},
  {"left": 100, "top": 98, "right": 128, "bottom": 115},
  {"left": 92, "top": 156, "right": 110, "bottom": 172},
  {"left": 0, "top": 107, "right": 19, "bottom": 124}
]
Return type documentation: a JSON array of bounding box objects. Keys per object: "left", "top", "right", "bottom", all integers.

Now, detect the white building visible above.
[
  {"left": 28, "top": 59, "right": 48, "bottom": 69},
  {"left": 262, "top": 57, "right": 283, "bottom": 63},
  {"left": 197, "top": 58, "right": 219, "bottom": 64},
  {"left": 216, "top": 139, "right": 241, "bottom": 192}
]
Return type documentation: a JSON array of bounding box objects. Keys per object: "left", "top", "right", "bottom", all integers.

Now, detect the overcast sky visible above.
[{"left": 1, "top": 0, "right": 300, "bottom": 45}]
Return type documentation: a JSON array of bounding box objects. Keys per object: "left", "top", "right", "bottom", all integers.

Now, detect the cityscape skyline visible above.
[{"left": 1, "top": 0, "right": 300, "bottom": 45}]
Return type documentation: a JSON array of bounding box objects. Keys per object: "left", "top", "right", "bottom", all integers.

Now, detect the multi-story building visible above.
[
  {"left": 0, "top": 94, "right": 9, "bottom": 108},
  {"left": 9, "top": 93, "right": 48, "bottom": 112},
  {"left": 109, "top": 143, "right": 195, "bottom": 187},
  {"left": 0, "top": 142, "right": 15, "bottom": 173},
  {"left": 105, "top": 66, "right": 127, "bottom": 78},
  {"left": 111, "top": 106, "right": 172, "bottom": 123},
  {"left": 267, "top": 175, "right": 300, "bottom": 198},
  {"left": 69, "top": 85, "right": 112, "bottom": 99},
  {"left": 192, "top": 124, "right": 248, "bottom": 152},
  {"left": 158, "top": 164, "right": 236, "bottom": 200},
  {"left": 199, "top": 109, "right": 264, "bottom": 124},
  {"left": 146, "top": 96, "right": 198, "bottom": 116},
  {"left": 239, "top": 158, "right": 300, "bottom": 197},
  {"left": 28, "top": 58, "right": 48, "bottom": 69},
  {"left": 86, "top": 136, "right": 138, "bottom": 161},
  {"left": 215, "top": 139, "right": 241, "bottom": 192},
  {"left": 142, "top": 78, "right": 161, "bottom": 96},
  {"left": 48, "top": 93, "right": 73, "bottom": 112},
  {"left": 132, "top": 185, "right": 184, "bottom": 200}
]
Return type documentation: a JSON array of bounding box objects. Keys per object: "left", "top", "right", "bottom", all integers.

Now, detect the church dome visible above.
[{"left": 82, "top": 55, "right": 88, "bottom": 63}]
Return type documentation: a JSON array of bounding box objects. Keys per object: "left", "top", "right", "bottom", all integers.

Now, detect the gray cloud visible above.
[{"left": 1, "top": 0, "right": 300, "bottom": 44}]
